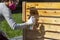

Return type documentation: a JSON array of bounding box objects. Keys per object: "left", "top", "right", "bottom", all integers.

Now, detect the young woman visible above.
[
  {"left": 0, "top": 0, "right": 35, "bottom": 30},
  {"left": 0, "top": 0, "right": 36, "bottom": 40}
]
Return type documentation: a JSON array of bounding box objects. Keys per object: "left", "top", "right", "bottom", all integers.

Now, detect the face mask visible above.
[{"left": 8, "top": 3, "right": 16, "bottom": 10}]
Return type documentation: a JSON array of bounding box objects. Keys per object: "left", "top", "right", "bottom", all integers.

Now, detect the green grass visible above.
[{"left": 0, "top": 13, "right": 22, "bottom": 38}]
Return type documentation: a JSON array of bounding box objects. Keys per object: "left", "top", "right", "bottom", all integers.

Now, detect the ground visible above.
[{"left": 0, "top": 13, "right": 22, "bottom": 38}]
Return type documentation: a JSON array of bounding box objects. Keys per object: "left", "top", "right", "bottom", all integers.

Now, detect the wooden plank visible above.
[
  {"left": 26, "top": 10, "right": 60, "bottom": 16},
  {"left": 26, "top": 2, "right": 60, "bottom": 8},
  {"left": 22, "top": 1, "right": 26, "bottom": 22}
]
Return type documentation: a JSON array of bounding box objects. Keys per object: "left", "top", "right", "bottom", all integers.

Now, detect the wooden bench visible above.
[{"left": 22, "top": 2, "right": 60, "bottom": 40}]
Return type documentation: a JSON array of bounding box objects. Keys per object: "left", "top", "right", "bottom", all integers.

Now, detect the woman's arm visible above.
[
  {"left": 2, "top": 7, "right": 35, "bottom": 30},
  {"left": 15, "top": 16, "right": 35, "bottom": 29}
]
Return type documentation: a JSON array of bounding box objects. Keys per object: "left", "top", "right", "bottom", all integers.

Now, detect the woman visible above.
[
  {"left": 0, "top": 0, "right": 35, "bottom": 30},
  {"left": 0, "top": 0, "right": 35, "bottom": 40}
]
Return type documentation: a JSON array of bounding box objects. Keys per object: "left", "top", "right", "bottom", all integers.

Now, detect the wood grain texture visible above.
[{"left": 22, "top": 2, "right": 60, "bottom": 40}]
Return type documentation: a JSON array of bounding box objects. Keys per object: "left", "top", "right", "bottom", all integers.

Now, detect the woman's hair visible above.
[
  {"left": 1, "top": 0, "right": 16, "bottom": 2},
  {"left": 2, "top": 0, "right": 10, "bottom": 2},
  {"left": 2, "top": 0, "right": 18, "bottom": 2}
]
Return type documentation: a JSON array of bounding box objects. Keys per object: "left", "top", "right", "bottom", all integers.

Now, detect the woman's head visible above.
[{"left": 4, "top": 0, "right": 19, "bottom": 10}]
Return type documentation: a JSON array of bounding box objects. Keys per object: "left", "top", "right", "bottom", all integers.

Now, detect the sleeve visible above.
[
  {"left": 2, "top": 7, "right": 35, "bottom": 30},
  {"left": 16, "top": 16, "right": 35, "bottom": 29}
]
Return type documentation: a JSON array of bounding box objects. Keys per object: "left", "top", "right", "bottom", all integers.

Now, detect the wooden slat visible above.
[
  {"left": 26, "top": 10, "right": 60, "bottom": 16},
  {"left": 26, "top": 2, "right": 60, "bottom": 8},
  {"left": 22, "top": 2, "right": 26, "bottom": 22}
]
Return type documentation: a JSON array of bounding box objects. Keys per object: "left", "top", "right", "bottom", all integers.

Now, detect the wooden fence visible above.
[{"left": 22, "top": 2, "right": 60, "bottom": 40}]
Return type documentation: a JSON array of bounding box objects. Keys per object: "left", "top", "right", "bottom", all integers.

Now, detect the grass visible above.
[{"left": 0, "top": 13, "right": 22, "bottom": 38}]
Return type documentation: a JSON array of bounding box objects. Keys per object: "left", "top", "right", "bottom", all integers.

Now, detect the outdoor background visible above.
[{"left": 0, "top": 0, "right": 60, "bottom": 38}]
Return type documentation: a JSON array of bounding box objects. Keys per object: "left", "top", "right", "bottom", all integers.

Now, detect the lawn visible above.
[{"left": 0, "top": 13, "right": 22, "bottom": 38}]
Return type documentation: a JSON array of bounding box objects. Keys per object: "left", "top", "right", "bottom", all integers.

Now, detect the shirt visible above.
[{"left": 0, "top": 3, "right": 35, "bottom": 30}]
